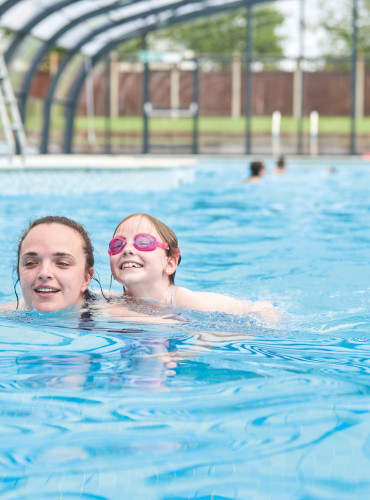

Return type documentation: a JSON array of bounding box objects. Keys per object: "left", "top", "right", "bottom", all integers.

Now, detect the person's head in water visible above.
[
  {"left": 246, "top": 161, "right": 265, "bottom": 182},
  {"left": 275, "top": 155, "right": 286, "bottom": 174},
  {"left": 109, "top": 213, "right": 181, "bottom": 295},
  {"left": 15, "top": 216, "right": 95, "bottom": 312}
]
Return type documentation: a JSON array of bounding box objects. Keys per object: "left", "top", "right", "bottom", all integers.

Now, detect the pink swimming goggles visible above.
[{"left": 108, "top": 233, "right": 169, "bottom": 255}]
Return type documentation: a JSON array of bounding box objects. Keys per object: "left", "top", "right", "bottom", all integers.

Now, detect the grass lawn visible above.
[{"left": 74, "top": 115, "right": 370, "bottom": 135}]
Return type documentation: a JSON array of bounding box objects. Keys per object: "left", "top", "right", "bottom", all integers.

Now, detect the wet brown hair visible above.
[
  {"left": 277, "top": 155, "right": 285, "bottom": 168},
  {"left": 250, "top": 161, "right": 265, "bottom": 177},
  {"left": 113, "top": 213, "right": 181, "bottom": 284},
  {"left": 16, "top": 216, "right": 95, "bottom": 303}
]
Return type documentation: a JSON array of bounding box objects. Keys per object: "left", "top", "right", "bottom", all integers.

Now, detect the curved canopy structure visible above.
[
  {"left": 0, "top": 0, "right": 280, "bottom": 153},
  {"left": 1, "top": 0, "right": 272, "bottom": 60}
]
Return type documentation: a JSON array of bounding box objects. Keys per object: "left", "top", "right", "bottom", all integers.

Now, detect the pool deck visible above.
[
  {"left": 0, "top": 154, "right": 199, "bottom": 170},
  {"left": 0, "top": 153, "right": 369, "bottom": 171}
]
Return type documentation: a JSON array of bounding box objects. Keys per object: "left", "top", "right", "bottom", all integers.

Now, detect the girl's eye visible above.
[
  {"left": 112, "top": 239, "right": 125, "bottom": 250},
  {"left": 57, "top": 261, "right": 70, "bottom": 267},
  {"left": 23, "top": 260, "right": 37, "bottom": 268}
]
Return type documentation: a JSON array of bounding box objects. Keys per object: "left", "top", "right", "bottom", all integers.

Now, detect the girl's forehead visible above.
[
  {"left": 21, "top": 223, "right": 84, "bottom": 253},
  {"left": 116, "top": 217, "right": 158, "bottom": 235}
]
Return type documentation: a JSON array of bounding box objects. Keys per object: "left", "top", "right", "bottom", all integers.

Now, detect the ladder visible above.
[{"left": 0, "top": 54, "right": 27, "bottom": 160}]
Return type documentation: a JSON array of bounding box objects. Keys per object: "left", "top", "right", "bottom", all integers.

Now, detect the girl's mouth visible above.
[
  {"left": 120, "top": 262, "right": 143, "bottom": 269},
  {"left": 34, "top": 287, "right": 61, "bottom": 294}
]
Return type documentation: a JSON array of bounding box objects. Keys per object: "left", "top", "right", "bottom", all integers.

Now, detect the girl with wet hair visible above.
[
  {"left": 108, "top": 213, "right": 279, "bottom": 322},
  {"left": 2, "top": 216, "right": 96, "bottom": 312}
]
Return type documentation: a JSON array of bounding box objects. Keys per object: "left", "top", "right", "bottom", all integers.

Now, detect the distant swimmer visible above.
[
  {"left": 243, "top": 161, "right": 266, "bottom": 183},
  {"left": 274, "top": 155, "right": 286, "bottom": 174}
]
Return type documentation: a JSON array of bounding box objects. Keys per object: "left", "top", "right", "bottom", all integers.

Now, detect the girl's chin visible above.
[{"left": 29, "top": 304, "right": 81, "bottom": 317}]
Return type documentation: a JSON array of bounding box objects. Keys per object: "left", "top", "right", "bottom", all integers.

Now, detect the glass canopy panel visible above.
[
  {"left": 0, "top": 29, "right": 15, "bottom": 53},
  {"left": 156, "top": 10, "right": 174, "bottom": 24},
  {"left": 108, "top": 0, "right": 175, "bottom": 21},
  {"left": 30, "top": 0, "right": 121, "bottom": 41},
  {"left": 0, "top": 1, "right": 43, "bottom": 31},
  {"left": 31, "top": 12, "right": 69, "bottom": 40},
  {"left": 57, "top": 16, "right": 108, "bottom": 50},
  {"left": 77, "top": 0, "right": 248, "bottom": 57},
  {"left": 57, "top": 1, "right": 185, "bottom": 54},
  {"left": 54, "top": 52, "right": 85, "bottom": 99},
  {"left": 8, "top": 37, "right": 43, "bottom": 90},
  {"left": 61, "top": 0, "right": 112, "bottom": 18},
  {"left": 80, "top": 18, "right": 146, "bottom": 56},
  {"left": 176, "top": 3, "right": 203, "bottom": 16},
  {"left": 209, "top": 0, "right": 230, "bottom": 5},
  {"left": 81, "top": 36, "right": 112, "bottom": 58},
  {"left": 1, "top": 0, "right": 251, "bottom": 46}
]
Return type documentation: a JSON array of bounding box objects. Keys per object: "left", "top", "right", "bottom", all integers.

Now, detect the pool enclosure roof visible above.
[
  {"left": 0, "top": 0, "right": 286, "bottom": 153},
  {"left": 1, "top": 0, "right": 273, "bottom": 60}
]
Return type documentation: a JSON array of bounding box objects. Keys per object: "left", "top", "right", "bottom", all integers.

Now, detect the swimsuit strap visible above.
[{"left": 171, "top": 286, "right": 177, "bottom": 306}]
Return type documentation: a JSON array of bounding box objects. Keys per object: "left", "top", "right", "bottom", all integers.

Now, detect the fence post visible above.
[
  {"left": 170, "top": 64, "right": 180, "bottom": 119},
  {"left": 355, "top": 53, "right": 364, "bottom": 120},
  {"left": 110, "top": 52, "right": 119, "bottom": 119},
  {"left": 231, "top": 53, "right": 241, "bottom": 119}
]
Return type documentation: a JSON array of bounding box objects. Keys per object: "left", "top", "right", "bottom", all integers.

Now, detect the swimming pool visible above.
[{"left": 0, "top": 158, "right": 369, "bottom": 499}]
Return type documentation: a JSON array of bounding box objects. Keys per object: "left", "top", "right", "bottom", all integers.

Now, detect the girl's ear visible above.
[
  {"left": 165, "top": 255, "right": 178, "bottom": 275},
  {"left": 82, "top": 267, "right": 94, "bottom": 292}
]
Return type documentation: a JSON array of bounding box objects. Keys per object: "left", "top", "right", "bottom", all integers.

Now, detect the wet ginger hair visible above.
[{"left": 113, "top": 213, "right": 181, "bottom": 284}]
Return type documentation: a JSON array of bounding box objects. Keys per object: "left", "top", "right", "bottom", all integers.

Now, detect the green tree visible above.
[
  {"left": 320, "top": 0, "right": 370, "bottom": 56},
  {"left": 149, "top": 5, "right": 285, "bottom": 56}
]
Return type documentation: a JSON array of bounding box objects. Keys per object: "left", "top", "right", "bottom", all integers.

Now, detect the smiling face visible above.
[
  {"left": 110, "top": 215, "right": 177, "bottom": 298},
  {"left": 19, "top": 223, "right": 93, "bottom": 312}
]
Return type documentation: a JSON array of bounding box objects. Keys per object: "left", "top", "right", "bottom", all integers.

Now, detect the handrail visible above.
[{"left": 144, "top": 102, "right": 198, "bottom": 118}]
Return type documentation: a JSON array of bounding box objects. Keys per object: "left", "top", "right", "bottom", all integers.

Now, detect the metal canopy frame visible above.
[
  {"left": 43, "top": 0, "right": 259, "bottom": 152},
  {"left": 0, "top": 0, "right": 271, "bottom": 153},
  {"left": 0, "top": 0, "right": 360, "bottom": 154}
]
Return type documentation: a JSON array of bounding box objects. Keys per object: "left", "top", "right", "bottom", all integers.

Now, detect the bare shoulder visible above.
[
  {"left": 0, "top": 302, "right": 19, "bottom": 312},
  {"left": 174, "top": 287, "right": 212, "bottom": 310}
]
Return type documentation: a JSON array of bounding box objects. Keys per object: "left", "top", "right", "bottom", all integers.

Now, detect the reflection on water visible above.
[{"left": 0, "top": 306, "right": 369, "bottom": 499}]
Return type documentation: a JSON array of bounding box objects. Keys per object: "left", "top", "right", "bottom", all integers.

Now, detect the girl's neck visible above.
[{"left": 124, "top": 281, "right": 175, "bottom": 305}]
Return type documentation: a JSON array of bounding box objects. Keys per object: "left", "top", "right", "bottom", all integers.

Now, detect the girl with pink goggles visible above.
[
  {"left": 108, "top": 233, "right": 169, "bottom": 255},
  {"left": 107, "top": 213, "right": 279, "bottom": 322}
]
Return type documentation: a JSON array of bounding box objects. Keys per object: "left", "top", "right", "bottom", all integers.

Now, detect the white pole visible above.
[
  {"left": 272, "top": 110, "right": 281, "bottom": 157},
  {"left": 309, "top": 110, "right": 319, "bottom": 156}
]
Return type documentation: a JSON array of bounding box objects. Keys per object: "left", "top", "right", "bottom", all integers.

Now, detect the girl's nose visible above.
[
  {"left": 38, "top": 262, "right": 53, "bottom": 280},
  {"left": 122, "top": 239, "right": 135, "bottom": 253}
]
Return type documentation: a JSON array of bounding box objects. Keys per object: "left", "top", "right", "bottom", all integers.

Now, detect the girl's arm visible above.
[{"left": 174, "top": 287, "right": 280, "bottom": 322}]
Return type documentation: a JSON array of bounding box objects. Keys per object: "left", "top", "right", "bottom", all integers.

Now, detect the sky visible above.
[{"left": 276, "top": 0, "right": 330, "bottom": 58}]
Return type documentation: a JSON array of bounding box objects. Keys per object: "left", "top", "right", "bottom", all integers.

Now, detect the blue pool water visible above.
[{"left": 0, "top": 158, "right": 369, "bottom": 499}]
